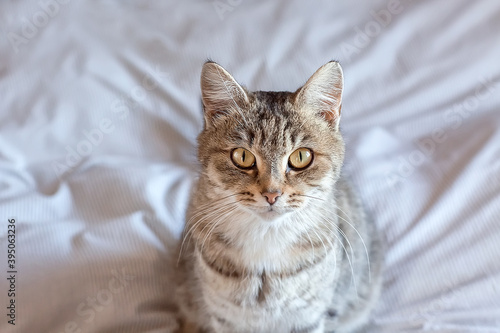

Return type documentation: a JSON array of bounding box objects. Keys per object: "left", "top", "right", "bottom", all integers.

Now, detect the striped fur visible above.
[{"left": 176, "top": 61, "right": 383, "bottom": 333}]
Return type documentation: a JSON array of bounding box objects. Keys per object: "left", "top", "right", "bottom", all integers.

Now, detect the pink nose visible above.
[{"left": 262, "top": 191, "right": 281, "bottom": 205}]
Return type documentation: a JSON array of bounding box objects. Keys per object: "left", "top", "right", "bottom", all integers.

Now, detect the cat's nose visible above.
[{"left": 262, "top": 191, "right": 281, "bottom": 205}]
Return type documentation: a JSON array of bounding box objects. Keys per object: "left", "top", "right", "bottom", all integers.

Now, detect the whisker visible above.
[
  {"left": 310, "top": 227, "right": 328, "bottom": 257},
  {"left": 305, "top": 229, "right": 315, "bottom": 264},
  {"left": 199, "top": 206, "right": 238, "bottom": 253},
  {"left": 327, "top": 222, "right": 359, "bottom": 299},
  {"left": 190, "top": 193, "right": 240, "bottom": 212},
  {"left": 178, "top": 201, "right": 239, "bottom": 265},
  {"left": 296, "top": 193, "right": 372, "bottom": 282},
  {"left": 182, "top": 200, "right": 237, "bottom": 243},
  {"left": 315, "top": 213, "right": 359, "bottom": 299},
  {"left": 182, "top": 194, "right": 242, "bottom": 240},
  {"left": 185, "top": 204, "right": 237, "bottom": 261},
  {"left": 331, "top": 206, "right": 372, "bottom": 283},
  {"left": 188, "top": 203, "right": 236, "bottom": 245}
]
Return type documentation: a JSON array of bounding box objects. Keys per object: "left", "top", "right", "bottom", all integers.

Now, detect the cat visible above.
[{"left": 176, "top": 60, "right": 383, "bottom": 333}]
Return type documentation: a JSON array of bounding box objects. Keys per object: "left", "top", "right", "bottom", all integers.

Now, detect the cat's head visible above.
[{"left": 197, "top": 61, "right": 345, "bottom": 221}]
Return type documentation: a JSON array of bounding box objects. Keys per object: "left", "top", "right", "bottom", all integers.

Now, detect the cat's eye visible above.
[
  {"left": 231, "top": 148, "right": 256, "bottom": 169},
  {"left": 288, "top": 148, "right": 313, "bottom": 169}
]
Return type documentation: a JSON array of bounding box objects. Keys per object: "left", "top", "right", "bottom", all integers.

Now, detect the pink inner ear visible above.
[
  {"left": 320, "top": 104, "right": 341, "bottom": 123},
  {"left": 207, "top": 109, "right": 228, "bottom": 122},
  {"left": 321, "top": 111, "right": 337, "bottom": 122}
]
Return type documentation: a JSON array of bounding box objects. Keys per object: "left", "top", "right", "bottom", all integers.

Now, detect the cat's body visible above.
[{"left": 176, "top": 61, "right": 383, "bottom": 333}]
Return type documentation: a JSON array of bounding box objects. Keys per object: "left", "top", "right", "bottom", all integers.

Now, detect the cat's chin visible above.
[{"left": 250, "top": 206, "right": 294, "bottom": 222}]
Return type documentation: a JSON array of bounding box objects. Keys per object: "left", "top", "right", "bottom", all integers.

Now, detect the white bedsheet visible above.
[{"left": 1, "top": 0, "right": 499, "bottom": 332}]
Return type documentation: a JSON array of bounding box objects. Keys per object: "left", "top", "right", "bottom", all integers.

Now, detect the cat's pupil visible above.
[
  {"left": 242, "top": 150, "right": 246, "bottom": 162},
  {"left": 299, "top": 151, "right": 302, "bottom": 162}
]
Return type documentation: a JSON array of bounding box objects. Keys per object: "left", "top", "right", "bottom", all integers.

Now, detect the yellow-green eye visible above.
[
  {"left": 231, "top": 148, "right": 256, "bottom": 169},
  {"left": 288, "top": 148, "right": 313, "bottom": 169}
]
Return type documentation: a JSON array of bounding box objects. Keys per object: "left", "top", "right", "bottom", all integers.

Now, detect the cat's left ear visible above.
[{"left": 295, "top": 61, "right": 344, "bottom": 130}]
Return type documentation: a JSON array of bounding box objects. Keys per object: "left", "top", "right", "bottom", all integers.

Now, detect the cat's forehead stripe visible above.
[
  {"left": 231, "top": 117, "right": 307, "bottom": 153},
  {"left": 252, "top": 91, "right": 292, "bottom": 117}
]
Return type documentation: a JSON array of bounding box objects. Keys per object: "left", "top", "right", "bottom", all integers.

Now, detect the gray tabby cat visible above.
[{"left": 176, "top": 61, "right": 383, "bottom": 333}]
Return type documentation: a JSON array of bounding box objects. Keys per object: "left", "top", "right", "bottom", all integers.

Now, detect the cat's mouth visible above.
[
  {"left": 235, "top": 192, "right": 301, "bottom": 221},
  {"left": 249, "top": 204, "right": 294, "bottom": 221},
  {"left": 258, "top": 209, "right": 282, "bottom": 221}
]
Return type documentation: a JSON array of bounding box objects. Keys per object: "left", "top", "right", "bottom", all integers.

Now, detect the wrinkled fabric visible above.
[{"left": 0, "top": 0, "right": 499, "bottom": 332}]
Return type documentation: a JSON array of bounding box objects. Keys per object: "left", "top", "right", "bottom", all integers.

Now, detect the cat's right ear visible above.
[
  {"left": 295, "top": 61, "right": 344, "bottom": 131},
  {"left": 200, "top": 61, "right": 249, "bottom": 128}
]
